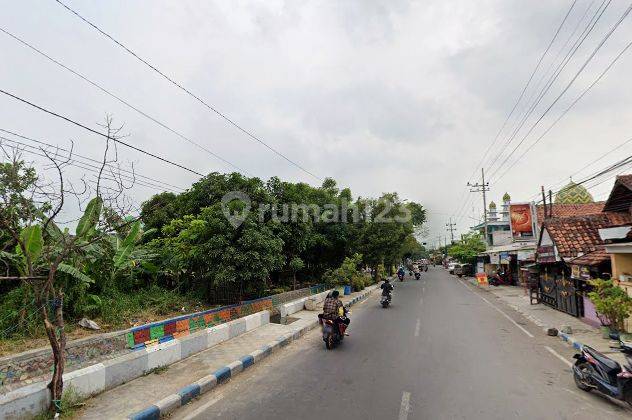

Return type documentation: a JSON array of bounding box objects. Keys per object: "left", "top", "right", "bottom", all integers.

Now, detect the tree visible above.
[
  {"left": 588, "top": 279, "right": 632, "bottom": 332},
  {"left": 0, "top": 117, "right": 136, "bottom": 412},
  {"left": 448, "top": 232, "right": 486, "bottom": 263},
  {"left": 289, "top": 257, "right": 304, "bottom": 290}
]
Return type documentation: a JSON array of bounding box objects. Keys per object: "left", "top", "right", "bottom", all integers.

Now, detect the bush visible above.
[
  {"left": 588, "top": 279, "right": 632, "bottom": 332},
  {"left": 351, "top": 275, "right": 365, "bottom": 292}
]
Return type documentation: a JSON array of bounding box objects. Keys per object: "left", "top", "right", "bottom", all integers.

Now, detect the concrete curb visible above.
[
  {"left": 127, "top": 285, "right": 378, "bottom": 419},
  {"left": 464, "top": 278, "right": 587, "bottom": 350}
]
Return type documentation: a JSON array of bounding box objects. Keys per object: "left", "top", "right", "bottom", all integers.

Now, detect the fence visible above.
[{"left": 126, "top": 284, "right": 326, "bottom": 349}]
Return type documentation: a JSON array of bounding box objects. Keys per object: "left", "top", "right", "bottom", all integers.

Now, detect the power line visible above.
[
  {"left": 54, "top": 0, "right": 322, "bottom": 182},
  {"left": 0, "top": 88, "right": 205, "bottom": 177},
  {"left": 494, "top": 35, "right": 632, "bottom": 184},
  {"left": 0, "top": 26, "right": 247, "bottom": 176},
  {"left": 486, "top": 0, "right": 612, "bottom": 178},
  {"left": 476, "top": 0, "right": 578, "bottom": 178},
  {"left": 529, "top": 135, "right": 632, "bottom": 201},
  {"left": 451, "top": 0, "right": 580, "bottom": 223},
  {"left": 0, "top": 135, "right": 179, "bottom": 193},
  {"left": 0, "top": 127, "right": 185, "bottom": 192},
  {"left": 489, "top": 2, "right": 632, "bottom": 181}
]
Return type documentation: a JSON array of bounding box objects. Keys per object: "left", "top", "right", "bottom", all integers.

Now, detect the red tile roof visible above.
[
  {"left": 543, "top": 214, "right": 612, "bottom": 260},
  {"left": 569, "top": 247, "right": 610, "bottom": 266}
]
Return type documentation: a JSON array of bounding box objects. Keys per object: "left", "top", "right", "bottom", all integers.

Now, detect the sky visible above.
[{"left": 1, "top": 0, "right": 632, "bottom": 246}]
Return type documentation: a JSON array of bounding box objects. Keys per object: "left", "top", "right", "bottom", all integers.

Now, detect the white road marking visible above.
[
  {"left": 414, "top": 318, "right": 421, "bottom": 337},
  {"left": 422, "top": 286, "right": 425, "bottom": 293},
  {"left": 545, "top": 345, "right": 573, "bottom": 367},
  {"left": 398, "top": 391, "right": 411, "bottom": 420},
  {"left": 180, "top": 393, "right": 225, "bottom": 420},
  {"left": 419, "top": 296, "right": 423, "bottom": 306},
  {"left": 458, "top": 280, "right": 534, "bottom": 338}
]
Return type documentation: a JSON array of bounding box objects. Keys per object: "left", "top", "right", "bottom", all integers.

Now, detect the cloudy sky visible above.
[{"left": 1, "top": 0, "right": 632, "bottom": 244}]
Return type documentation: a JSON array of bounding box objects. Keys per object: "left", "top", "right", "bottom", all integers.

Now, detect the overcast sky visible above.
[{"left": 1, "top": 0, "right": 632, "bottom": 245}]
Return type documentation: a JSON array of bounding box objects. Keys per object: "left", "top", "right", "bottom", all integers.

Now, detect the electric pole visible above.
[
  {"left": 446, "top": 218, "right": 456, "bottom": 243},
  {"left": 467, "top": 168, "right": 490, "bottom": 246}
]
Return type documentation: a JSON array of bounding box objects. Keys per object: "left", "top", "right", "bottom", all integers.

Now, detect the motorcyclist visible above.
[
  {"left": 397, "top": 266, "right": 405, "bottom": 278},
  {"left": 381, "top": 278, "right": 394, "bottom": 298},
  {"left": 322, "top": 290, "right": 349, "bottom": 333}
]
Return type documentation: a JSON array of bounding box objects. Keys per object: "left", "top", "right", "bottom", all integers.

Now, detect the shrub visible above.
[
  {"left": 351, "top": 275, "right": 365, "bottom": 292},
  {"left": 588, "top": 279, "right": 632, "bottom": 332}
]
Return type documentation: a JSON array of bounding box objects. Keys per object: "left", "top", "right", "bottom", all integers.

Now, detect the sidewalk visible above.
[
  {"left": 78, "top": 286, "right": 377, "bottom": 419},
  {"left": 467, "top": 278, "right": 626, "bottom": 363}
]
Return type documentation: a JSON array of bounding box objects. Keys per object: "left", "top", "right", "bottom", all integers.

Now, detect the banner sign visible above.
[
  {"left": 490, "top": 253, "right": 500, "bottom": 264},
  {"left": 537, "top": 245, "right": 556, "bottom": 263},
  {"left": 500, "top": 252, "right": 510, "bottom": 264},
  {"left": 476, "top": 272, "right": 488, "bottom": 286},
  {"left": 571, "top": 265, "right": 580, "bottom": 279},
  {"left": 510, "top": 203, "right": 534, "bottom": 239}
]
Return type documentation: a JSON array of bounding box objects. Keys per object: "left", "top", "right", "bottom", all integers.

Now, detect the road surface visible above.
[{"left": 174, "top": 267, "right": 632, "bottom": 420}]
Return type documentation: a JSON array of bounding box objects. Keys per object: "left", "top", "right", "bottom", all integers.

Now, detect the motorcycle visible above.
[
  {"left": 414, "top": 272, "right": 421, "bottom": 280},
  {"left": 320, "top": 315, "right": 349, "bottom": 349},
  {"left": 381, "top": 293, "right": 392, "bottom": 308},
  {"left": 488, "top": 270, "right": 511, "bottom": 286},
  {"left": 572, "top": 338, "right": 632, "bottom": 405},
  {"left": 398, "top": 273, "right": 404, "bottom": 281}
]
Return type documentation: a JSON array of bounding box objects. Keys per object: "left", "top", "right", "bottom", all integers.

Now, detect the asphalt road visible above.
[{"left": 175, "top": 268, "right": 632, "bottom": 420}]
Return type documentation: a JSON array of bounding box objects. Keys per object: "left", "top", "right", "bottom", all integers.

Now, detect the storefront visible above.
[{"left": 569, "top": 248, "right": 611, "bottom": 327}]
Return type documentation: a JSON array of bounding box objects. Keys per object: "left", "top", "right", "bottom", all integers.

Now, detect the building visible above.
[
  {"left": 598, "top": 175, "right": 632, "bottom": 330},
  {"left": 536, "top": 178, "right": 632, "bottom": 322}
]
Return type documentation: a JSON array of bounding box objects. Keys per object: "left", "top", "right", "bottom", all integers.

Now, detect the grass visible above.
[
  {"left": 0, "top": 285, "right": 212, "bottom": 356},
  {"left": 32, "top": 385, "right": 84, "bottom": 420}
]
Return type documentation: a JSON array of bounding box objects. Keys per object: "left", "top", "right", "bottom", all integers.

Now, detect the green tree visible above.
[{"left": 448, "top": 232, "right": 486, "bottom": 263}]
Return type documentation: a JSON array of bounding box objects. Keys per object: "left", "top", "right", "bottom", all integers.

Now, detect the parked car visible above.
[
  {"left": 454, "top": 263, "right": 472, "bottom": 277},
  {"left": 448, "top": 262, "right": 457, "bottom": 274}
]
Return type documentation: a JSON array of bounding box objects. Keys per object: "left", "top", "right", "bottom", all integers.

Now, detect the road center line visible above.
[
  {"left": 419, "top": 296, "right": 423, "bottom": 306},
  {"left": 414, "top": 318, "right": 420, "bottom": 337},
  {"left": 458, "top": 280, "right": 534, "bottom": 338},
  {"left": 545, "top": 345, "right": 572, "bottom": 367},
  {"left": 398, "top": 391, "right": 411, "bottom": 420}
]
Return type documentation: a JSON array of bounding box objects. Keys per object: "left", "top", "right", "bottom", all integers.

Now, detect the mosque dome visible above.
[{"left": 555, "top": 181, "right": 594, "bottom": 204}]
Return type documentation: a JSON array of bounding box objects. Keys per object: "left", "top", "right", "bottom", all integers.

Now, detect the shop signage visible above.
[
  {"left": 517, "top": 250, "right": 535, "bottom": 261},
  {"left": 571, "top": 265, "right": 580, "bottom": 279},
  {"left": 476, "top": 272, "right": 488, "bottom": 286},
  {"left": 500, "top": 252, "right": 510, "bottom": 264},
  {"left": 490, "top": 253, "right": 500, "bottom": 264},
  {"left": 537, "top": 245, "right": 556, "bottom": 263},
  {"left": 510, "top": 203, "right": 534, "bottom": 239}
]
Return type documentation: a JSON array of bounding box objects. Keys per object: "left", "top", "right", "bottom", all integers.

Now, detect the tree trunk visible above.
[
  {"left": 41, "top": 293, "right": 66, "bottom": 412},
  {"left": 292, "top": 272, "right": 297, "bottom": 290}
]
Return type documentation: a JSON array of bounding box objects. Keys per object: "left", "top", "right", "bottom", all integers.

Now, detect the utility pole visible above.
[
  {"left": 446, "top": 218, "right": 456, "bottom": 243},
  {"left": 467, "top": 168, "right": 490, "bottom": 246}
]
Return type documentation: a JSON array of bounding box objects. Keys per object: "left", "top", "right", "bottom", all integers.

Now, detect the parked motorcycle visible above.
[
  {"left": 572, "top": 339, "right": 632, "bottom": 405},
  {"left": 381, "top": 293, "right": 392, "bottom": 308},
  {"left": 414, "top": 272, "right": 421, "bottom": 280},
  {"left": 488, "top": 270, "right": 511, "bottom": 286}
]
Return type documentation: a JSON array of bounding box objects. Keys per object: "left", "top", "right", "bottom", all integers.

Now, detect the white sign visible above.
[{"left": 490, "top": 253, "right": 500, "bottom": 264}]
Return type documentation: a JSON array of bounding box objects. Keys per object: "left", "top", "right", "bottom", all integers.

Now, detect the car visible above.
[
  {"left": 448, "top": 262, "right": 457, "bottom": 274},
  {"left": 454, "top": 263, "right": 472, "bottom": 277}
]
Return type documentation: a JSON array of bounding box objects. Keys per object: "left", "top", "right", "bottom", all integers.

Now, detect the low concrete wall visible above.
[
  {"left": 0, "top": 311, "right": 269, "bottom": 420},
  {"left": 278, "top": 290, "right": 331, "bottom": 318}
]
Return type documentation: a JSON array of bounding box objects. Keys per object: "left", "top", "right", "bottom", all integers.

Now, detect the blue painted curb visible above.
[{"left": 127, "top": 285, "right": 377, "bottom": 419}]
